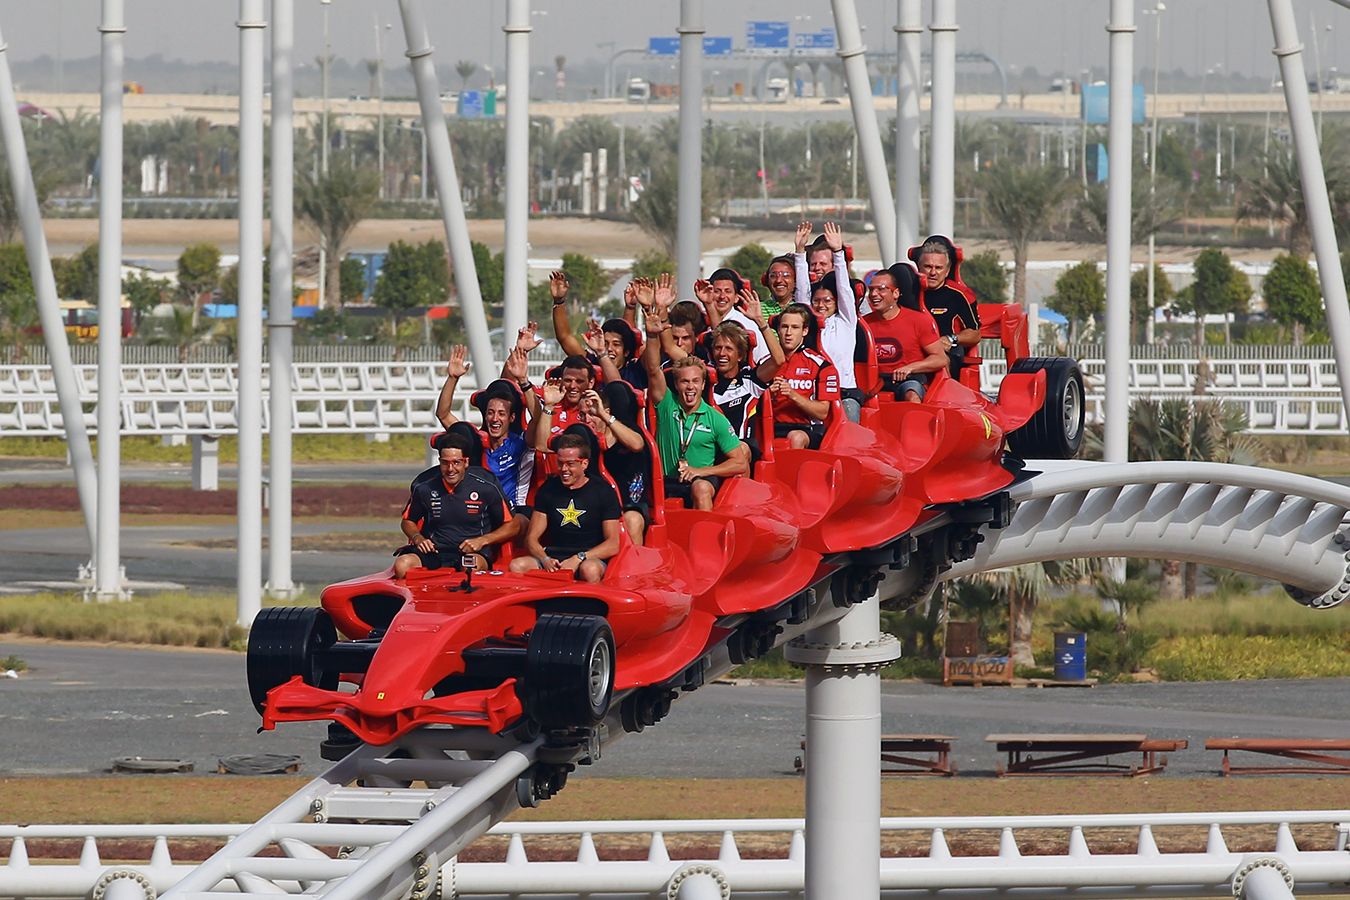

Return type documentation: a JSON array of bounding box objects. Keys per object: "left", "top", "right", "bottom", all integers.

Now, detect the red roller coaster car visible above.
[{"left": 248, "top": 303, "right": 1084, "bottom": 753}]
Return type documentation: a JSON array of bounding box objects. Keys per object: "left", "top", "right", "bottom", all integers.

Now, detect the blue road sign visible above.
[
  {"left": 745, "top": 20, "right": 790, "bottom": 50},
  {"left": 1081, "top": 83, "right": 1146, "bottom": 125},
  {"left": 648, "top": 37, "right": 680, "bottom": 56},
  {"left": 703, "top": 36, "right": 733, "bottom": 56},
  {"left": 793, "top": 29, "right": 836, "bottom": 50},
  {"left": 458, "top": 90, "right": 484, "bottom": 119}
]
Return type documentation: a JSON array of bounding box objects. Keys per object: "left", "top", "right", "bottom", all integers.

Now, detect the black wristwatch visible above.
[{"left": 576, "top": 551, "right": 588, "bottom": 561}]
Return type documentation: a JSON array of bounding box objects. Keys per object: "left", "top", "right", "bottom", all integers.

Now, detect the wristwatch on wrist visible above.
[
  {"left": 552, "top": 298, "right": 566, "bottom": 307},
  {"left": 541, "top": 404, "right": 554, "bottom": 415},
  {"left": 576, "top": 551, "right": 587, "bottom": 561}
]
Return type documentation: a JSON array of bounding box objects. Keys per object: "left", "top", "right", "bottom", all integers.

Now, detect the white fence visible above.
[
  {"left": 2, "top": 810, "right": 1347, "bottom": 898},
  {"left": 0, "top": 357, "right": 1344, "bottom": 436}
]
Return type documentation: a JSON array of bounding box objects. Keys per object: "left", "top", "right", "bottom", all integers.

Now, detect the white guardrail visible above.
[
  {"left": 1, "top": 811, "right": 1347, "bottom": 898},
  {"left": 0, "top": 358, "right": 1344, "bottom": 436}
]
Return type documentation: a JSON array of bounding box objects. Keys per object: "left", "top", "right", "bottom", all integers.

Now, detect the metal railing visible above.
[
  {"left": 3, "top": 810, "right": 1346, "bottom": 899},
  {"left": 2, "top": 355, "right": 1343, "bottom": 437}
]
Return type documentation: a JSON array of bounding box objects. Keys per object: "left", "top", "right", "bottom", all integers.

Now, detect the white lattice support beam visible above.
[{"left": 939, "top": 461, "right": 1350, "bottom": 608}]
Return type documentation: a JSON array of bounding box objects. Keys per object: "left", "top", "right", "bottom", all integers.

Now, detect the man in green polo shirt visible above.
[{"left": 643, "top": 311, "right": 749, "bottom": 510}]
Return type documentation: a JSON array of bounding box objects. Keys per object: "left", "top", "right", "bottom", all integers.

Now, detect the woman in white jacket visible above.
[{"left": 793, "top": 221, "right": 862, "bottom": 422}]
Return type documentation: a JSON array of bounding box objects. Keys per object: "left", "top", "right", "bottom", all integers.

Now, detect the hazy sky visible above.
[{"left": 2, "top": 0, "right": 1346, "bottom": 83}]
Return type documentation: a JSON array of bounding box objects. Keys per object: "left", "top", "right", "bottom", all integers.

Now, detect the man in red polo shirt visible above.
[
  {"left": 771, "top": 302, "right": 839, "bottom": 449},
  {"left": 863, "top": 266, "right": 949, "bottom": 403}
]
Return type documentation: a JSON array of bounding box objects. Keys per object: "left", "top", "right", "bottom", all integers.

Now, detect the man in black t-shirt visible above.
[
  {"left": 394, "top": 432, "right": 518, "bottom": 577},
  {"left": 509, "top": 433, "right": 622, "bottom": 583}
]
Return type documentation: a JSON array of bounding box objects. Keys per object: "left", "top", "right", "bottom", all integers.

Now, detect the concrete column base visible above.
[{"left": 192, "top": 435, "right": 220, "bottom": 491}]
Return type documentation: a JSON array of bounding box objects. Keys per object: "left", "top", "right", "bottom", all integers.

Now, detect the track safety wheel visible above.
[
  {"left": 1006, "top": 356, "right": 1085, "bottom": 459},
  {"left": 520, "top": 613, "right": 615, "bottom": 729},
  {"left": 246, "top": 607, "right": 338, "bottom": 714}
]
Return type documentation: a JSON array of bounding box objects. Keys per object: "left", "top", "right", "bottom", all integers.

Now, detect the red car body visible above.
[{"left": 259, "top": 304, "right": 1049, "bottom": 745}]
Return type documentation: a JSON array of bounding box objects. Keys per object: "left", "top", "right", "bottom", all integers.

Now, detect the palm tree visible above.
[
  {"left": 1235, "top": 148, "right": 1350, "bottom": 258},
  {"left": 1075, "top": 180, "right": 1181, "bottom": 246},
  {"left": 149, "top": 304, "right": 211, "bottom": 363},
  {"left": 961, "top": 559, "right": 1097, "bottom": 668},
  {"left": 979, "top": 162, "right": 1072, "bottom": 306},
  {"left": 455, "top": 60, "right": 477, "bottom": 92},
  {"left": 296, "top": 163, "right": 379, "bottom": 308}
]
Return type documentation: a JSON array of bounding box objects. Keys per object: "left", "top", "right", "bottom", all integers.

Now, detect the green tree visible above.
[
  {"left": 959, "top": 250, "right": 1009, "bottom": 303},
  {"left": 176, "top": 242, "right": 222, "bottom": 304},
  {"left": 218, "top": 256, "right": 272, "bottom": 306},
  {"left": 122, "top": 271, "right": 168, "bottom": 326},
  {"left": 1076, "top": 180, "right": 1180, "bottom": 245},
  {"left": 1129, "top": 263, "right": 1173, "bottom": 343},
  {"left": 1236, "top": 149, "right": 1350, "bottom": 258},
  {"left": 146, "top": 304, "right": 211, "bottom": 363},
  {"left": 631, "top": 248, "right": 675, "bottom": 282},
  {"left": 560, "top": 251, "right": 614, "bottom": 312},
  {"left": 373, "top": 240, "right": 450, "bottom": 317},
  {"left": 339, "top": 256, "right": 367, "bottom": 304},
  {"left": 721, "top": 243, "right": 774, "bottom": 302},
  {"left": 1262, "top": 253, "right": 1322, "bottom": 345},
  {"left": 979, "top": 162, "right": 1072, "bottom": 305},
  {"left": 1047, "top": 260, "right": 1105, "bottom": 344},
  {"left": 296, "top": 163, "right": 379, "bottom": 309},
  {"left": 631, "top": 156, "right": 682, "bottom": 257},
  {"left": 54, "top": 243, "right": 100, "bottom": 300},
  {"left": 1174, "top": 248, "right": 1251, "bottom": 345},
  {"left": 0, "top": 291, "right": 37, "bottom": 355},
  {"left": 0, "top": 243, "right": 32, "bottom": 298},
  {"left": 959, "top": 559, "right": 1097, "bottom": 668},
  {"left": 471, "top": 241, "right": 505, "bottom": 313}
]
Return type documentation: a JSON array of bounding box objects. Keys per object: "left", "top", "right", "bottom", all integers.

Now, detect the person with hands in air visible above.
[
  {"left": 799, "top": 222, "right": 863, "bottom": 422},
  {"left": 708, "top": 291, "right": 785, "bottom": 439},
  {"left": 530, "top": 352, "right": 598, "bottom": 452},
  {"left": 550, "top": 269, "right": 647, "bottom": 388},
  {"left": 643, "top": 299, "right": 749, "bottom": 509},
  {"left": 579, "top": 381, "right": 650, "bottom": 544},
  {"left": 509, "top": 433, "right": 622, "bottom": 583},
  {"left": 698, "top": 269, "right": 771, "bottom": 365},
  {"left": 863, "top": 265, "right": 949, "bottom": 402},
  {"left": 771, "top": 302, "right": 839, "bottom": 449},
  {"left": 394, "top": 431, "right": 519, "bottom": 578},
  {"left": 433, "top": 343, "right": 535, "bottom": 521}
]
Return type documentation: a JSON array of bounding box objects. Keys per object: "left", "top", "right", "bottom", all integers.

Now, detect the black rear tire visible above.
[
  {"left": 246, "top": 607, "right": 338, "bottom": 714},
  {"left": 1005, "top": 356, "right": 1085, "bottom": 460},
  {"left": 520, "top": 613, "right": 615, "bottom": 730}
]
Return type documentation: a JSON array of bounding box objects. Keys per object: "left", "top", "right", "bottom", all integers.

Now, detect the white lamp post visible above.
[{"left": 1142, "top": 1, "right": 1164, "bottom": 345}]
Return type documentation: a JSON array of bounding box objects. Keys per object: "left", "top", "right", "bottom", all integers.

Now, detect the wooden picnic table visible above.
[
  {"left": 1206, "top": 738, "right": 1350, "bottom": 776},
  {"left": 796, "top": 734, "right": 957, "bottom": 776},
  {"left": 986, "top": 733, "right": 1187, "bottom": 777}
]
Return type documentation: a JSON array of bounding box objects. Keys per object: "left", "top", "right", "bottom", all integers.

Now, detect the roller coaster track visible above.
[
  {"left": 935, "top": 461, "right": 1350, "bottom": 609},
  {"left": 9, "top": 461, "right": 1343, "bottom": 899}
]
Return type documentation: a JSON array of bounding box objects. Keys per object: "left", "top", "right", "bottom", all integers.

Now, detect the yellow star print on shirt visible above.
[{"left": 556, "top": 499, "right": 586, "bottom": 527}]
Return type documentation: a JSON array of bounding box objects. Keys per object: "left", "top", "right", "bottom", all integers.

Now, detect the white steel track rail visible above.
[
  {"left": 935, "top": 460, "right": 1350, "bottom": 609},
  {"left": 6, "top": 811, "right": 1348, "bottom": 898}
]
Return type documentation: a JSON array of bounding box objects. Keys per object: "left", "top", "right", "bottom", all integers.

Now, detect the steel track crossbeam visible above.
[{"left": 931, "top": 460, "right": 1350, "bottom": 609}]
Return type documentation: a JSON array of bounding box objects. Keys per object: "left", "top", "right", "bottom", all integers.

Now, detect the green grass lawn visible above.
[{"left": 0, "top": 434, "right": 432, "bottom": 465}]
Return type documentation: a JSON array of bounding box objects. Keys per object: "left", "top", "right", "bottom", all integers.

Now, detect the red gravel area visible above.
[{"left": 0, "top": 484, "right": 406, "bottom": 518}]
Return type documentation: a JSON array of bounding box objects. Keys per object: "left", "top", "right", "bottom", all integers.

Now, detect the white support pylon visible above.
[
  {"left": 829, "top": 0, "right": 898, "bottom": 264},
  {"left": 676, "top": 0, "right": 705, "bottom": 294},
  {"left": 894, "top": 0, "right": 923, "bottom": 254},
  {"left": 235, "top": 0, "right": 266, "bottom": 627},
  {"left": 1103, "top": 0, "right": 1135, "bottom": 467},
  {"left": 266, "top": 0, "right": 299, "bottom": 601},
  {"left": 786, "top": 586, "right": 900, "bottom": 899},
  {"left": 927, "top": 0, "right": 957, "bottom": 237},
  {"left": 0, "top": 21, "right": 99, "bottom": 562},
  {"left": 94, "top": 0, "right": 127, "bottom": 601},
  {"left": 501, "top": 0, "right": 530, "bottom": 353}
]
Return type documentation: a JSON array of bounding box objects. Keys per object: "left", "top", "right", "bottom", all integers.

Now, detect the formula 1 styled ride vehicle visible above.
[{"left": 248, "top": 301, "right": 1084, "bottom": 754}]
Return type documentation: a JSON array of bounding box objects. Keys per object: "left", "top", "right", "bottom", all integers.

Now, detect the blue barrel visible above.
[{"left": 1054, "top": 632, "right": 1087, "bottom": 681}]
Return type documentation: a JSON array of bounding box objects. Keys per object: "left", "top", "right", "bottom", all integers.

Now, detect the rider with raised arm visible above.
[
  {"left": 864, "top": 265, "right": 949, "bottom": 402},
  {"left": 706, "top": 293, "right": 785, "bottom": 440},
  {"left": 550, "top": 270, "right": 647, "bottom": 389},
  {"left": 642, "top": 295, "right": 749, "bottom": 510},
  {"left": 797, "top": 222, "right": 862, "bottom": 422},
  {"left": 698, "top": 269, "right": 771, "bottom": 365}
]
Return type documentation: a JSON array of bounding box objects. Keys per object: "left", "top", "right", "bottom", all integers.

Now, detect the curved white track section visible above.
[{"left": 942, "top": 460, "right": 1350, "bottom": 609}]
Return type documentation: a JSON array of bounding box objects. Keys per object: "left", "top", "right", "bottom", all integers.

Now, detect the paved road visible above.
[
  {"left": 0, "top": 521, "right": 393, "bottom": 591},
  {"left": 3, "top": 640, "right": 1347, "bottom": 779}
]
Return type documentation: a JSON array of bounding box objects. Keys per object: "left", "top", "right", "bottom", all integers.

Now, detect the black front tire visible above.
[
  {"left": 520, "top": 613, "right": 615, "bottom": 730},
  {"left": 246, "top": 607, "right": 339, "bottom": 714},
  {"left": 1006, "top": 356, "right": 1085, "bottom": 460}
]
